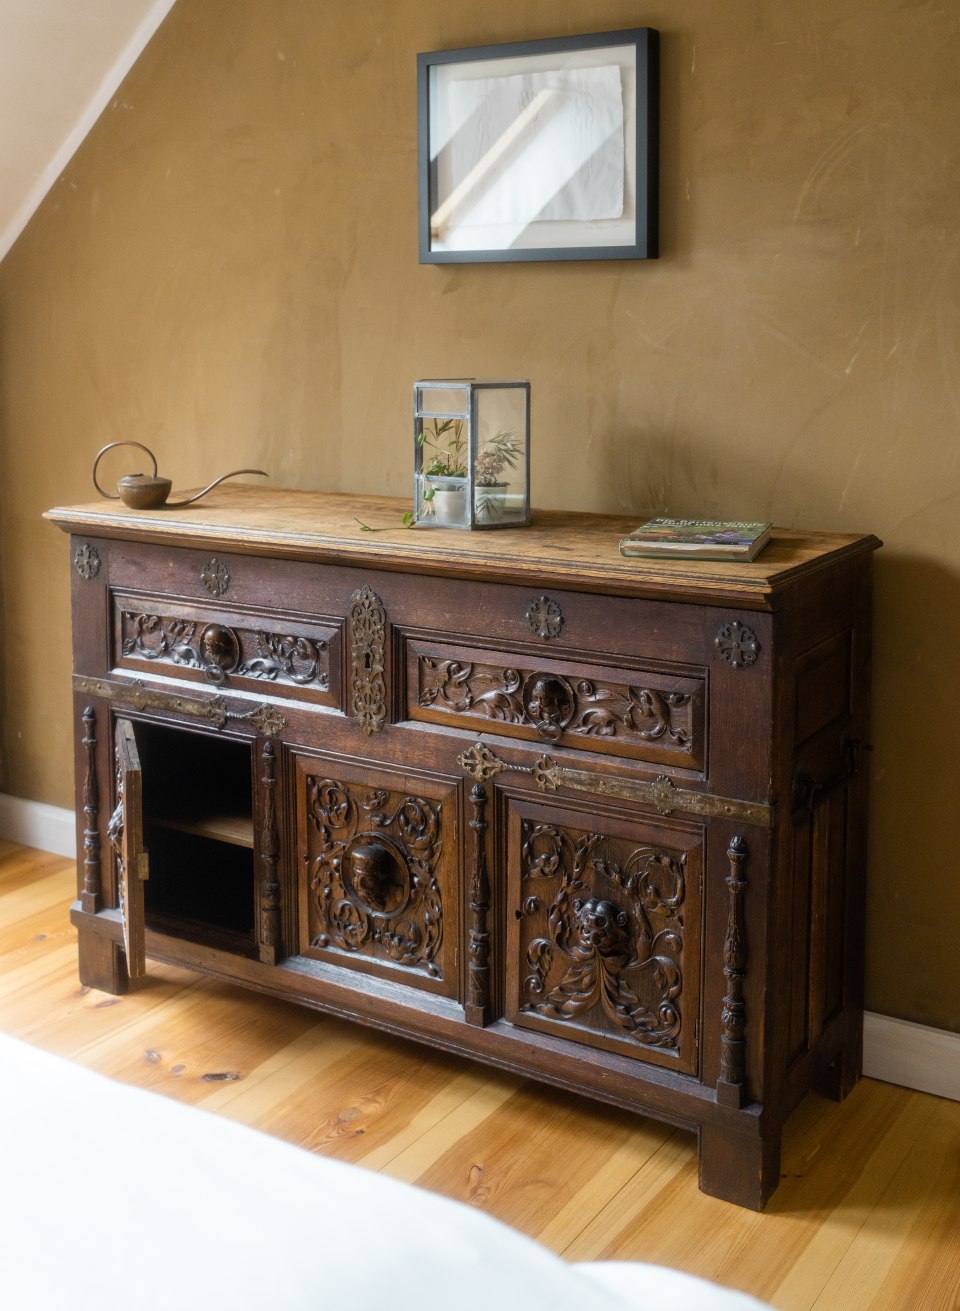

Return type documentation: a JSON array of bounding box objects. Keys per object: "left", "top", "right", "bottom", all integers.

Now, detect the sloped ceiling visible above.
[{"left": 0, "top": 0, "right": 177, "bottom": 262}]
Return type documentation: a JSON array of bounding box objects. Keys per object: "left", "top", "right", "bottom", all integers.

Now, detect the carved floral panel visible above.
[
  {"left": 408, "top": 640, "right": 705, "bottom": 770},
  {"left": 297, "top": 763, "right": 458, "bottom": 995},
  {"left": 507, "top": 803, "right": 702, "bottom": 1072},
  {"left": 115, "top": 602, "right": 340, "bottom": 705}
]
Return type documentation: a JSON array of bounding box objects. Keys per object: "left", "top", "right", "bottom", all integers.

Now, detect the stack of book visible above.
[{"left": 619, "top": 518, "right": 773, "bottom": 562}]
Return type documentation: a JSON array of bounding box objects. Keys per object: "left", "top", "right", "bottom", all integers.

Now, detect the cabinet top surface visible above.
[{"left": 47, "top": 486, "right": 880, "bottom": 606}]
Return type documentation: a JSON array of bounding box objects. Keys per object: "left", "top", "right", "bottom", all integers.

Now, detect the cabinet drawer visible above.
[
  {"left": 112, "top": 592, "right": 343, "bottom": 709},
  {"left": 403, "top": 634, "right": 706, "bottom": 774},
  {"left": 504, "top": 791, "right": 702, "bottom": 1076}
]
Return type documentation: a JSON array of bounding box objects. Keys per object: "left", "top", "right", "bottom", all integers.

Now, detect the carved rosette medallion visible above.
[
  {"left": 517, "top": 820, "right": 686, "bottom": 1053},
  {"left": 304, "top": 776, "right": 444, "bottom": 978},
  {"left": 74, "top": 543, "right": 101, "bottom": 580},
  {"left": 121, "top": 610, "right": 331, "bottom": 690},
  {"left": 200, "top": 558, "right": 231, "bottom": 597},
  {"left": 526, "top": 596, "right": 564, "bottom": 640},
  {"left": 420, "top": 656, "right": 696, "bottom": 753},
  {"left": 350, "top": 586, "right": 387, "bottom": 734},
  {"left": 715, "top": 620, "right": 760, "bottom": 669}
]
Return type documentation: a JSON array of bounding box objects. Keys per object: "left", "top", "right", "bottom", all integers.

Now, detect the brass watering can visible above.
[{"left": 92, "top": 440, "right": 268, "bottom": 510}]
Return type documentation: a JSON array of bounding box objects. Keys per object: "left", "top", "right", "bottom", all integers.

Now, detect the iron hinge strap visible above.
[
  {"left": 457, "top": 740, "right": 773, "bottom": 829},
  {"left": 72, "top": 673, "right": 288, "bottom": 737}
]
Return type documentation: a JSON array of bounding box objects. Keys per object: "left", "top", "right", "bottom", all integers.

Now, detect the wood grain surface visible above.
[
  {"left": 45, "top": 486, "right": 881, "bottom": 608},
  {"left": 2, "top": 841, "right": 956, "bottom": 1311}
]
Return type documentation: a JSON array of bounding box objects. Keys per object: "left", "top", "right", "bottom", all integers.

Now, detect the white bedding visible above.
[{"left": 0, "top": 1033, "right": 771, "bottom": 1310}]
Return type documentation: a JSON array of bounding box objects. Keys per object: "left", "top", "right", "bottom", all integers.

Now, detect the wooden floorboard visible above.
[{"left": 1, "top": 844, "right": 958, "bottom": 1311}]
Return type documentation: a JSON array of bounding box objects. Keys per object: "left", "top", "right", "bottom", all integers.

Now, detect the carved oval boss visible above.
[{"left": 345, "top": 836, "right": 410, "bottom": 918}]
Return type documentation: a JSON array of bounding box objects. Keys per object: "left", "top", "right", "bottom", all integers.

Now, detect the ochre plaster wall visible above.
[{"left": 0, "top": 0, "right": 957, "bottom": 1030}]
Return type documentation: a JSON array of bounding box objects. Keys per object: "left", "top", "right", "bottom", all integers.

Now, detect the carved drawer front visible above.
[
  {"left": 504, "top": 793, "right": 703, "bottom": 1075},
  {"left": 294, "top": 755, "right": 460, "bottom": 999},
  {"left": 404, "top": 636, "right": 706, "bottom": 773},
  {"left": 112, "top": 593, "right": 342, "bottom": 709}
]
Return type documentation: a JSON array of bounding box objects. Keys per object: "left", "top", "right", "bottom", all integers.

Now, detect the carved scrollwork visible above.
[
  {"left": 239, "top": 633, "right": 327, "bottom": 685},
  {"left": 107, "top": 798, "right": 124, "bottom": 905},
  {"left": 304, "top": 775, "right": 443, "bottom": 977},
  {"left": 120, "top": 610, "right": 331, "bottom": 690},
  {"left": 715, "top": 620, "right": 760, "bottom": 669},
  {"left": 518, "top": 821, "right": 686, "bottom": 1051},
  {"left": 351, "top": 586, "right": 387, "bottom": 734},
  {"left": 420, "top": 657, "right": 695, "bottom": 751},
  {"left": 107, "top": 763, "right": 127, "bottom": 933}
]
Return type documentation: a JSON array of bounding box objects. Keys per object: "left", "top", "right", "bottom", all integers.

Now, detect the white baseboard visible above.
[
  {"left": 0, "top": 794, "right": 77, "bottom": 859},
  {"left": 1, "top": 794, "right": 956, "bottom": 1101},
  {"left": 863, "top": 1011, "right": 960, "bottom": 1103}
]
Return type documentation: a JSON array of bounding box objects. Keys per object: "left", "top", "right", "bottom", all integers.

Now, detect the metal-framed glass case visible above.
[{"left": 413, "top": 378, "right": 531, "bottom": 529}]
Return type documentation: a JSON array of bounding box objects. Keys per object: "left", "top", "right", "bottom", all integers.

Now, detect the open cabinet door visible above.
[{"left": 107, "top": 718, "right": 149, "bottom": 980}]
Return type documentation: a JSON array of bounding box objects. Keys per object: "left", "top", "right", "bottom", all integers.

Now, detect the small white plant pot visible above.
[{"left": 422, "top": 475, "right": 468, "bottom": 526}]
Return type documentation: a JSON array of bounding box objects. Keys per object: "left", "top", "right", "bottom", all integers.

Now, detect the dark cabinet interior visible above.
[{"left": 134, "top": 721, "right": 257, "bottom": 952}]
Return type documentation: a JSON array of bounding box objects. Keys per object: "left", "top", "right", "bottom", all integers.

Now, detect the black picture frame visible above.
[{"left": 417, "top": 28, "right": 659, "bottom": 265}]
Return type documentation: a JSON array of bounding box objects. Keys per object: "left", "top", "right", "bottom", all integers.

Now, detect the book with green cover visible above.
[{"left": 619, "top": 518, "right": 773, "bottom": 561}]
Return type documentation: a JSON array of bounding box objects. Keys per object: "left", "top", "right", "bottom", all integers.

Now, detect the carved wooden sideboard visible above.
[{"left": 48, "top": 488, "right": 880, "bottom": 1209}]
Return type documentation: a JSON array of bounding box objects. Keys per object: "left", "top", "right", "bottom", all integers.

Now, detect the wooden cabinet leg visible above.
[
  {"left": 698, "top": 1120, "right": 781, "bottom": 1211},
  {"left": 818, "top": 1038, "right": 863, "bottom": 1102},
  {"left": 78, "top": 931, "right": 129, "bottom": 995}
]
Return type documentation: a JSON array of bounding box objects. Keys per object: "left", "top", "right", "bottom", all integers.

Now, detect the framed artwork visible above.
[{"left": 417, "top": 28, "right": 659, "bottom": 264}]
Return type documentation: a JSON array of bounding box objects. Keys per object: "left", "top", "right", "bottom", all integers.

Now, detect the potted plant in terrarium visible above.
[
  {"left": 417, "top": 417, "right": 468, "bottom": 525},
  {"left": 474, "top": 430, "right": 521, "bottom": 521},
  {"left": 411, "top": 379, "right": 531, "bottom": 530}
]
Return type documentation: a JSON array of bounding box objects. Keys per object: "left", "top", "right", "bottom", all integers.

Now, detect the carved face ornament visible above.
[{"left": 573, "top": 897, "right": 630, "bottom": 959}]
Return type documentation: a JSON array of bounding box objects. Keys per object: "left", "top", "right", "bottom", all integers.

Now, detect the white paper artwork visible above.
[{"left": 441, "top": 65, "right": 625, "bottom": 230}]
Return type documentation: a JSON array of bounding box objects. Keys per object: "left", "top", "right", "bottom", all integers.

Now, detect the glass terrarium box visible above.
[{"left": 413, "top": 379, "right": 530, "bottom": 529}]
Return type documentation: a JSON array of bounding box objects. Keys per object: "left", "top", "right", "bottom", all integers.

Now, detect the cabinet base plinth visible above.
[
  {"left": 698, "top": 1120, "right": 781, "bottom": 1212},
  {"left": 78, "top": 930, "right": 129, "bottom": 996}
]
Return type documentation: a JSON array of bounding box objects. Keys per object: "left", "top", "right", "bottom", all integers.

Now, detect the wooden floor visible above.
[{"left": 2, "top": 840, "right": 958, "bottom": 1310}]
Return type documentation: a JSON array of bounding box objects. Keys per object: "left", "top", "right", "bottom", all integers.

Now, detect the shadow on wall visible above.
[{"left": 865, "top": 552, "right": 960, "bottom": 1030}]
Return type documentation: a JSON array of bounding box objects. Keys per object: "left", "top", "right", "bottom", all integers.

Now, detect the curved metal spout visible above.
[{"left": 165, "top": 469, "right": 269, "bottom": 507}]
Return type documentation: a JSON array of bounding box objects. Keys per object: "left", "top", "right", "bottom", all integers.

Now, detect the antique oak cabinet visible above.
[{"left": 48, "top": 489, "right": 880, "bottom": 1209}]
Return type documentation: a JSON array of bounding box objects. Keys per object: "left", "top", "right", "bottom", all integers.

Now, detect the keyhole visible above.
[{"left": 364, "top": 651, "right": 372, "bottom": 670}]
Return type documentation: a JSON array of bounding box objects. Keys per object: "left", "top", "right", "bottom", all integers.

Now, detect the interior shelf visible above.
[{"left": 150, "top": 809, "right": 255, "bottom": 850}]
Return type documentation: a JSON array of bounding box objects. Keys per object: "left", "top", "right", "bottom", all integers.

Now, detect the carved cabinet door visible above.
[
  {"left": 294, "top": 754, "right": 460, "bottom": 998},
  {"left": 108, "top": 718, "right": 149, "bottom": 979},
  {"left": 504, "top": 792, "right": 703, "bottom": 1075}
]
